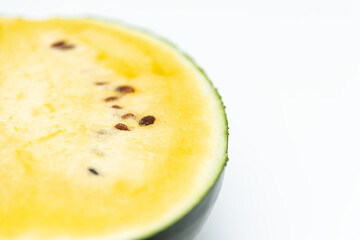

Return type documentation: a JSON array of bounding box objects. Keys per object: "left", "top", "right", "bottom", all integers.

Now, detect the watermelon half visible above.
[{"left": 0, "top": 17, "right": 228, "bottom": 240}]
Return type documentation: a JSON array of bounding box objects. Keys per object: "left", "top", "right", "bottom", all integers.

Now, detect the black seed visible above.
[
  {"left": 139, "top": 115, "right": 156, "bottom": 126},
  {"left": 121, "top": 113, "right": 135, "bottom": 119},
  {"left": 88, "top": 168, "right": 99, "bottom": 175},
  {"left": 104, "top": 96, "right": 118, "bottom": 102},
  {"left": 115, "top": 85, "right": 135, "bottom": 93},
  {"left": 115, "top": 123, "right": 130, "bottom": 131},
  {"left": 111, "top": 105, "right": 122, "bottom": 109}
]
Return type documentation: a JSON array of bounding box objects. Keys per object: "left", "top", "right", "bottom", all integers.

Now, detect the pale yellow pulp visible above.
[{"left": 0, "top": 18, "right": 226, "bottom": 239}]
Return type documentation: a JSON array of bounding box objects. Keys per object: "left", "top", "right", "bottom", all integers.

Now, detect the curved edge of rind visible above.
[
  {"left": 0, "top": 15, "right": 229, "bottom": 240},
  {"left": 92, "top": 17, "right": 230, "bottom": 240},
  {"left": 93, "top": 16, "right": 230, "bottom": 240},
  {"left": 146, "top": 171, "right": 225, "bottom": 240},
  {"left": 66, "top": 15, "right": 229, "bottom": 240}
]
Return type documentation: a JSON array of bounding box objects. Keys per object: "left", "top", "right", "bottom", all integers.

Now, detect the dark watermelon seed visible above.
[
  {"left": 88, "top": 168, "right": 99, "bottom": 175},
  {"left": 115, "top": 123, "right": 130, "bottom": 131},
  {"left": 111, "top": 105, "right": 122, "bottom": 109},
  {"left": 51, "top": 40, "right": 65, "bottom": 47},
  {"left": 95, "top": 82, "right": 108, "bottom": 86},
  {"left": 51, "top": 40, "right": 75, "bottom": 50},
  {"left": 104, "top": 96, "right": 118, "bottom": 102},
  {"left": 116, "top": 86, "right": 135, "bottom": 93},
  {"left": 139, "top": 116, "right": 156, "bottom": 126}
]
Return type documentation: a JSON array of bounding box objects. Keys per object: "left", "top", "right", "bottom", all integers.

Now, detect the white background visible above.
[{"left": 2, "top": 0, "right": 360, "bottom": 239}]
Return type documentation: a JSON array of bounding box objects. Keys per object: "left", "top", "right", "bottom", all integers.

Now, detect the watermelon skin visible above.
[{"left": 146, "top": 171, "right": 225, "bottom": 240}]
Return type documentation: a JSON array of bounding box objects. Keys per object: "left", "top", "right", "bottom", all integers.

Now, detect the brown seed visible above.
[
  {"left": 116, "top": 85, "right": 135, "bottom": 93},
  {"left": 95, "top": 82, "right": 108, "bottom": 86},
  {"left": 51, "top": 40, "right": 65, "bottom": 47},
  {"left": 104, "top": 96, "right": 118, "bottom": 102},
  {"left": 121, "top": 113, "right": 136, "bottom": 119},
  {"left": 88, "top": 168, "right": 99, "bottom": 175},
  {"left": 139, "top": 116, "right": 156, "bottom": 126},
  {"left": 51, "top": 40, "right": 75, "bottom": 50},
  {"left": 111, "top": 105, "right": 122, "bottom": 109},
  {"left": 115, "top": 123, "right": 130, "bottom": 131}
]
